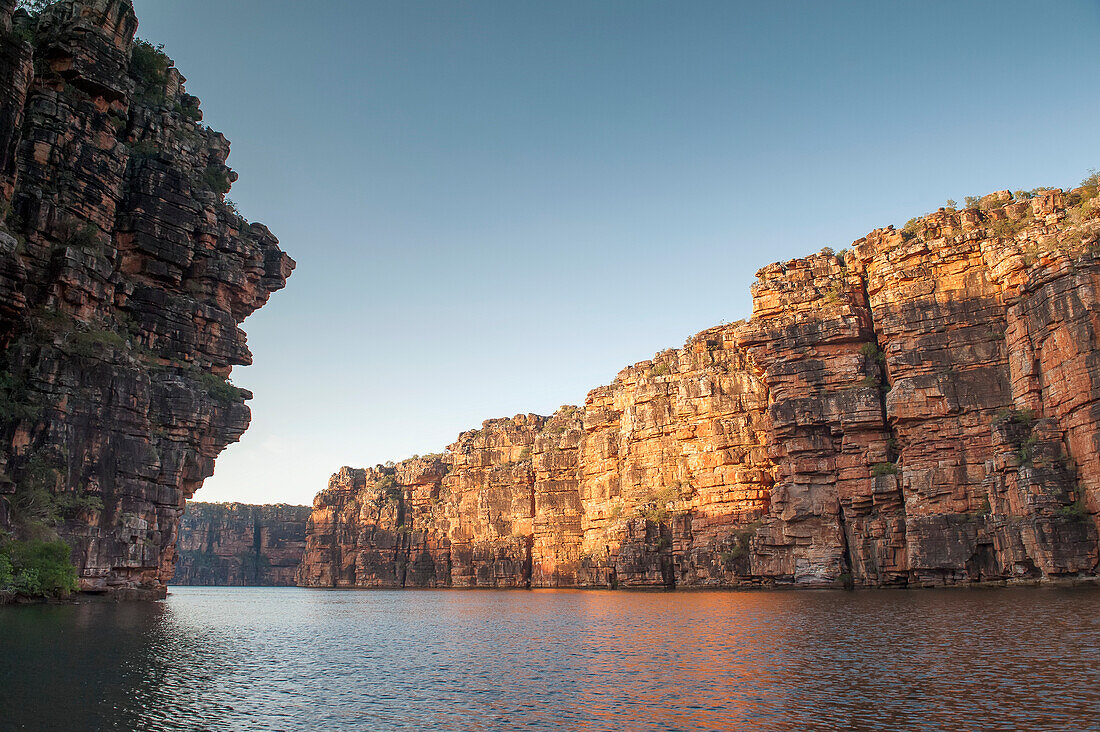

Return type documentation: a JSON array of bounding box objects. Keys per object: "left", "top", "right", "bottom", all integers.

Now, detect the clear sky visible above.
[{"left": 129, "top": 1, "right": 1100, "bottom": 506}]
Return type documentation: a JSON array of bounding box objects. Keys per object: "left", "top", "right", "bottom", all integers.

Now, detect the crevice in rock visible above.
[
  {"left": 858, "top": 266, "right": 909, "bottom": 587},
  {"left": 250, "top": 512, "right": 262, "bottom": 585},
  {"left": 523, "top": 534, "right": 533, "bottom": 589},
  {"left": 858, "top": 270, "right": 896, "bottom": 456},
  {"left": 837, "top": 501, "right": 854, "bottom": 589}
]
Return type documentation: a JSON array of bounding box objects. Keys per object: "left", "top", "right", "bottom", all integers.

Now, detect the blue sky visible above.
[{"left": 129, "top": 1, "right": 1100, "bottom": 505}]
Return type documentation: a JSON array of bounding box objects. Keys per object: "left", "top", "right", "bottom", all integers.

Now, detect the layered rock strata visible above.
[
  {"left": 300, "top": 186, "right": 1100, "bottom": 589},
  {"left": 0, "top": 0, "right": 293, "bottom": 598},
  {"left": 174, "top": 502, "right": 310, "bottom": 586}
]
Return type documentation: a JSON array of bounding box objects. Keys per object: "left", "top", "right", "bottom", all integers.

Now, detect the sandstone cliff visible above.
[
  {"left": 174, "top": 502, "right": 310, "bottom": 586},
  {"left": 300, "top": 185, "right": 1100, "bottom": 589},
  {"left": 0, "top": 0, "right": 293, "bottom": 598}
]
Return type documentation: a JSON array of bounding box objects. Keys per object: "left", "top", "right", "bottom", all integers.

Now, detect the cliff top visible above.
[{"left": 321, "top": 173, "right": 1099, "bottom": 489}]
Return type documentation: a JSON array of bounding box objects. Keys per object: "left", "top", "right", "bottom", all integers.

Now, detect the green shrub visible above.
[
  {"left": 1, "top": 538, "right": 79, "bottom": 599},
  {"left": 62, "top": 222, "right": 103, "bottom": 253},
  {"left": 0, "top": 368, "right": 42, "bottom": 422},
  {"left": 194, "top": 370, "right": 241, "bottom": 405},
  {"left": 11, "top": 454, "right": 62, "bottom": 531},
  {"left": 130, "top": 39, "right": 170, "bottom": 103},
  {"left": 964, "top": 195, "right": 980, "bottom": 209},
  {"left": 990, "top": 217, "right": 1028, "bottom": 239},
  {"left": 375, "top": 474, "right": 402, "bottom": 502},
  {"left": 128, "top": 139, "right": 161, "bottom": 159},
  {"left": 174, "top": 101, "right": 202, "bottom": 122},
  {"left": 201, "top": 165, "right": 232, "bottom": 195},
  {"left": 12, "top": 19, "right": 35, "bottom": 45},
  {"left": 0, "top": 551, "right": 12, "bottom": 588},
  {"left": 1056, "top": 499, "right": 1087, "bottom": 522},
  {"left": 68, "top": 327, "right": 126, "bottom": 358},
  {"left": 635, "top": 486, "right": 682, "bottom": 524},
  {"left": 652, "top": 485, "right": 679, "bottom": 505},
  {"left": 859, "top": 342, "right": 886, "bottom": 365},
  {"left": 1017, "top": 434, "right": 1040, "bottom": 466},
  {"left": 995, "top": 407, "right": 1035, "bottom": 427},
  {"left": 106, "top": 110, "right": 127, "bottom": 132},
  {"left": 649, "top": 363, "right": 670, "bottom": 377},
  {"left": 900, "top": 217, "right": 922, "bottom": 241},
  {"left": 224, "top": 198, "right": 249, "bottom": 233},
  {"left": 15, "top": 1, "right": 53, "bottom": 14},
  {"left": 55, "top": 492, "right": 104, "bottom": 521},
  {"left": 719, "top": 521, "right": 763, "bottom": 568},
  {"left": 824, "top": 280, "right": 844, "bottom": 303},
  {"left": 871, "top": 462, "right": 898, "bottom": 477}
]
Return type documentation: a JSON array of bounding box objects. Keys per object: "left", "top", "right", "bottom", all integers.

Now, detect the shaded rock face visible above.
[
  {"left": 174, "top": 503, "right": 310, "bottom": 586},
  {"left": 301, "top": 188, "right": 1100, "bottom": 589},
  {"left": 0, "top": 1, "right": 293, "bottom": 598}
]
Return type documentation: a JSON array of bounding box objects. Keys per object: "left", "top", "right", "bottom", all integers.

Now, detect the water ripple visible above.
[{"left": 1, "top": 587, "right": 1098, "bottom": 731}]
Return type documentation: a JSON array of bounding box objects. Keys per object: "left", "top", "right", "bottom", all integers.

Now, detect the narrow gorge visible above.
[
  {"left": 299, "top": 186, "right": 1100, "bottom": 590},
  {"left": 0, "top": 0, "right": 292, "bottom": 599},
  {"left": 174, "top": 503, "right": 310, "bottom": 586},
  {"left": 0, "top": 0, "right": 1097, "bottom": 602}
]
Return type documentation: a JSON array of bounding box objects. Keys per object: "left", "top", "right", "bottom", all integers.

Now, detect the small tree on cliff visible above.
[{"left": 16, "top": 1, "right": 53, "bottom": 13}]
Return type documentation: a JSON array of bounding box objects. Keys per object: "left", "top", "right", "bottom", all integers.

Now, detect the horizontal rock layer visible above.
[
  {"left": 0, "top": 0, "right": 292, "bottom": 598},
  {"left": 174, "top": 502, "right": 311, "bottom": 586},
  {"left": 300, "top": 187, "right": 1100, "bottom": 589}
]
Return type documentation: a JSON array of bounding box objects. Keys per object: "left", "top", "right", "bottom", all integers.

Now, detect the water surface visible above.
[{"left": 1, "top": 586, "right": 1098, "bottom": 730}]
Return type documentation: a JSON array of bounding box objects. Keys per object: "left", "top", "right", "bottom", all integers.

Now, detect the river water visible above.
[{"left": 1, "top": 586, "right": 1097, "bottom": 731}]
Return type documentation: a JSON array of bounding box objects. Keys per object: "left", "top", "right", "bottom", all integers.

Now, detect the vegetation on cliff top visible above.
[
  {"left": 130, "top": 38, "right": 170, "bottom": 104},
  {"left": 14, "top": 1, "right": 55, "bottom": 13},
  {"left": 898, "top": 171, "right": 1100, "bottom": 256}
]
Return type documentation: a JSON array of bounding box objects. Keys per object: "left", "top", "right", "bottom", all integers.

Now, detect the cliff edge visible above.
[{"left": 0, "top": 0, "right": 293, "bottom": 600}]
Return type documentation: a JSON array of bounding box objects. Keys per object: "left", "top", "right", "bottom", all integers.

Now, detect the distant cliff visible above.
[
  {"left": 174, "top": 502, "right": 310, "bottom": 586},
  {"left": 0, "top": 0, "right": 293, "bottom": 600},
  {"left": 299, "top": 185, "right": 1100, "bottom": 590}
]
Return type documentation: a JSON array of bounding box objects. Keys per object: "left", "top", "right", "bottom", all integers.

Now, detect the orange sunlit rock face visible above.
[{"left": 300, "top": 188, "right": 1100, "bottom": 588}]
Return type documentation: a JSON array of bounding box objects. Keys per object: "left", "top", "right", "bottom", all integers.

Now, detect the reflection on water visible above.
[{"left": 1, "top": 587, "right": 1098, "bottom": 730}]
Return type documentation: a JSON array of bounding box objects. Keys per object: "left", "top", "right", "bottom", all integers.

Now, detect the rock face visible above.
[
  {"left": 174, "top": 502, "right": 310, "bottom": 586},
  {"left": 0, "top": 1, "right": 293, "bottom": 598},
  {"left": 301, "top": 187, "right": 1100, "bottom": 589}
]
